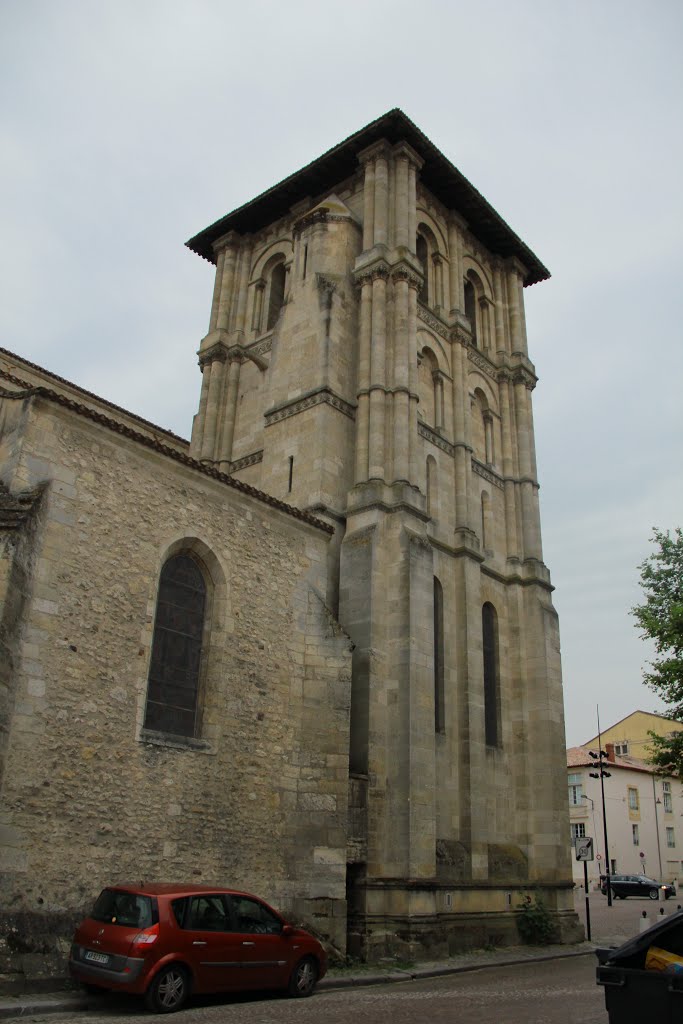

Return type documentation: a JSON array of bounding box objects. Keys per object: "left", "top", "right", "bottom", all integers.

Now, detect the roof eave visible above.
[{"left": 185, "top": 109, "right": 550, "bottom": 287}]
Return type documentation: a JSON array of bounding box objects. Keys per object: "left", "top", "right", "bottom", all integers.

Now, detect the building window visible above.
[
  {"left": 628, "top": 787, "right": 639, "bottom": 811},
  {"left": 267, "top": 261, "right": 287, "bottom": 330},
  {"left": 570, "top": 822, "right": 586, "bottom": 843},
  {"left": 615, "top": 742, "right": 629, "bottom": 755},
  {"left": 464, "top": 278, "right": 477, "bottom": 346},
  {"left": 434, "top": 577, "right": 445, "bottom": 734},
  {"left": 632, "top": 824, "right": 640, "bottom": 846},
  {"left": 416, "top": 234, "right": 429, "bottom": 304},
  {"left": 667, "top": 828, "right": 676, "bottom": 849},
  {"left": 663, "top": 781, "right": 673, "bottom": 813},
  {"left": 568, "top": 773, "right": 583, "bottom": 805},
  {"left": 144, "top": 554, "right": 207, "bottom": 737},
  {"left": 482, "top": 602, "right": 499, "bottom": 747}
]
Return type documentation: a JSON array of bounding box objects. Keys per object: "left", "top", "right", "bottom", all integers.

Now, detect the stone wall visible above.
[{"left": 0, "top": 388, "right": 353, "bottom": 957}]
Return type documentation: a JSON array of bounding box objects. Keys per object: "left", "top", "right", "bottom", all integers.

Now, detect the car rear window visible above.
[{"left": 91, "top": 889, "right": 157, "bottom": 929}]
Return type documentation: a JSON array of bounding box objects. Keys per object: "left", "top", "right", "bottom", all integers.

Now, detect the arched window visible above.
[
  {"left": 267, "top": 261, "right": 287, "bottom": 330},
  {"left": 434, "top": 577, "right": 445, "bottom": 733},
  {"left": 416, "top": 234, "right": 429, "bottom": 304},
  {"left": 482, "top": 602, "right": 499, "bottom": 747},
  {"left": 464, "top": 277, "right": 477, "bottom": 346},
  {"left": 144, "top": 554, "right": 207, "bottom": 737}
]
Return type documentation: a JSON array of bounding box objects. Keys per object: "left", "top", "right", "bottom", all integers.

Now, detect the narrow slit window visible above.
[{"left": 482, "top": 602, "right": 499, "bottom": 747}]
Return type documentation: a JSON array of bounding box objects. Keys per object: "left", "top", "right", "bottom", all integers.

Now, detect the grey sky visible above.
[{"left": 2, "top": 0, "right": 681, "bottom": 746}]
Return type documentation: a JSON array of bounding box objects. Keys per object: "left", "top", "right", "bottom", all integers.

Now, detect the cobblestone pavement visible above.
[{"left": 6, "top": 957, "right": 606, "bottom": 1024}]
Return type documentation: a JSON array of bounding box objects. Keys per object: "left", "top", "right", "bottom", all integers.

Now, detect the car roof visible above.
[{"left": 103, "top": 883, "right": 263, "bottom": 899}]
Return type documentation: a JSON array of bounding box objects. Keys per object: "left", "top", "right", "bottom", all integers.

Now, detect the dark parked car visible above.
[
  {"left": 600, "top": 874, "right": 676, "bottom": 900},
  {"left": 69, "top": 884, "right": 327, "bottom": 1013}
]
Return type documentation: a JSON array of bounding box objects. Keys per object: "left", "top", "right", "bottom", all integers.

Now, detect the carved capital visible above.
[
  {"left": 392, "top": 266, "right": 421, "bottom": 290},
  {"left": 391, "top": 140, "right": 424, "bottom": 170}
]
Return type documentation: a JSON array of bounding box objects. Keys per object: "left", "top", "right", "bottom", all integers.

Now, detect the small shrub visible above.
[{"left": 515, "top": 894, "right": 556, "bottom": 945}]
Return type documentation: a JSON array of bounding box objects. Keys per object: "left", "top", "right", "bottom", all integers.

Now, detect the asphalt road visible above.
[{"left": 18, "top": 956, "right": 607, "bottom": 1024}]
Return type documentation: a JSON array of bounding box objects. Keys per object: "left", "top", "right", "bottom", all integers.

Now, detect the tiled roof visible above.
[
  {"left": 0, "top": 347, "right": 188, "bottom": 448},
  {"left": 567, "top": 745, "right": 652, "bottom": 774},
  {"left": 186, "top": 109, "right": 550, "bottom": 287}
]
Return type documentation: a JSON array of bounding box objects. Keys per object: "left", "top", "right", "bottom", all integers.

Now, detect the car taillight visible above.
[{"left": 132, "top": 923, "right": 159, "bottom": 946}]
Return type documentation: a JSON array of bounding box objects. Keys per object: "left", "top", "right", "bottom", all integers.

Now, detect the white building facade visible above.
[{"left": 568, "top": 745, "right": 683, "bottom": 889}]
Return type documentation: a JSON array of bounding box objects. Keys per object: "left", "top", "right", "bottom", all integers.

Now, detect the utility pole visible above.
[{"left": 589, "top": 708, "right": 612, "bottom": 906}]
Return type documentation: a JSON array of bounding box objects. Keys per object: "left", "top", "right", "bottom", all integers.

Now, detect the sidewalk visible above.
[{"left": 0, "top": 940, "right": 611, "bottom": 1019}]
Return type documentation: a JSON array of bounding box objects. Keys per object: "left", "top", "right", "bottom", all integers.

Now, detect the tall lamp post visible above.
[{"left": 589, "top": 748, "right": 613, "bottom": 906}]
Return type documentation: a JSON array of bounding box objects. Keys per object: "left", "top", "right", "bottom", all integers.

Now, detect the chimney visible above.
[{"left": 606, "top": 743, "right": 615, "bottom": 762}]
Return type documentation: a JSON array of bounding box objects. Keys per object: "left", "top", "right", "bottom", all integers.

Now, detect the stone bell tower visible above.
[{"left": 186, "top": 110, "right": 580, "bottom": 957}]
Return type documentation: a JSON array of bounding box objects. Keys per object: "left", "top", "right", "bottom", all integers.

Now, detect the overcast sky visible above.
[{"left": 2, "top": 0, "right": 681, "bottom": 747}]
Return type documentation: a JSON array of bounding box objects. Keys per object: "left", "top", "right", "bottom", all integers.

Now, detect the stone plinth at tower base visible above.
[{"left": 346, "top": 881, "right": 584, "bottom": 960}]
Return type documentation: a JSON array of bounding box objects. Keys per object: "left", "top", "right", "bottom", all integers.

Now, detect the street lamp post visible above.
[{"left": 590, "top": 749, "right": 613, "bottom": 906}]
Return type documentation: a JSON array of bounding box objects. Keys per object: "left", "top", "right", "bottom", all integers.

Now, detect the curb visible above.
[
  {"left": 320, "top": 945, "right": 595, "bottom": 990},
  {"left": 0, "top": 945, "right": 600, "bottom": 1018}
]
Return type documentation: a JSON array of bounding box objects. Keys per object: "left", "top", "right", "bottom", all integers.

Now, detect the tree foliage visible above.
[{"left": 632, "top": 527, "right": 683, "bottom": 771}]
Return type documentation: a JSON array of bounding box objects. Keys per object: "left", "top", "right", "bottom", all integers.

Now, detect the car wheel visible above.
[
  {"left": 145, "top": 964, "right": 189, "bottom": 1014},
  {"left": 288, "top": 956, "right": 318, "bottom": 998},
  {"left": 610, "top": 888, "right": 617, "bottom": 900},
  {"left": 649, "top": 888, "right": 659, "bottom": 900}
]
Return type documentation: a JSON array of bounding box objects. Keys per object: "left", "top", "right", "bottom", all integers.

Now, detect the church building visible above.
[{"left": 0, "top": 110, "right": 580, "bottom": 967}]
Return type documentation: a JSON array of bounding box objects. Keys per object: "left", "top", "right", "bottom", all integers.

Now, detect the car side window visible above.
[
  {"left": 186, "top": 895, "right": 231, "bottom": 932},
  {"left": 230, "top": 896, "right": 282, "bottom": 935},
  {"left": 171, "top": 898, "right": 189, "bottom": 928}
]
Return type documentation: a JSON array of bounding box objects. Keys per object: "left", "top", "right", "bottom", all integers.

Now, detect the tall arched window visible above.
[
  {"left": 464, "top": 277, "right": 477, "bottom": 346},
  {"left": 144, "top": 554, "right": 207, "bottom": 737},
  {"left": 416, "top": 234, "right": 429, "bottom": 305},
  {"left": 482, "top": 602, "right": 499, "bottom": 747},
  {"left": 434, "top": 577, "right": 445, "bottom": 733},
  {"left": 267, "top": 261, "right": 287, "bottom": 330}
]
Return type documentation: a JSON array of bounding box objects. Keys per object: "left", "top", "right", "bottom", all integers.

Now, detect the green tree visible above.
[{"left": 632, "top": 527, "right": 683, "bottom": 772}]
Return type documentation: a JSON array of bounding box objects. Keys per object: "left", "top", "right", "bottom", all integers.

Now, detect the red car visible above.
[{"left": 69, "top": 884, "right": 327, "bottom": 1013}]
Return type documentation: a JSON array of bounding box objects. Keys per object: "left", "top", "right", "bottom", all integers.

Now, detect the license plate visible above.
[{"left": 84, "top": 951, "right": 109, "bottom": 965}]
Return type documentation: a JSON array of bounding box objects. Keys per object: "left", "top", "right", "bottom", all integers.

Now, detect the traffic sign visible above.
[{"left": 576, "top": 837, "right": 594, "bottom": 862}]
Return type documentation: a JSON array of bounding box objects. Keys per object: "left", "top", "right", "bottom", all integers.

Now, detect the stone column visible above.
[
  {"left": 492, "top": 262, "right": 508, "bottom": 354},
  {"left": 392, "top": 270, "right": 410, "bottom": 482},
  {"left": 394, "top": 150, "right": 409, "bottom": 250},
  {"left": 214, "top": 234, "right": 239, "bottom": 334},
  {"left": 514, "top": 372, "right": 541, "bottom": 559},
  {"left": 208, "top": 248, "right": 226, "bottom": 333},
  {"left": 452, "top": 332, "right": 471, "bottom": 531},
  {"left": 199, "top": 351, "right": 227, "bottom": 464},
  {"left": 507, "top": 262, "right": 527, "bottom": 356},
  {"left": 251, "top": 279, "right": 265, "bottom": 334},
  {"left": 361, "top": 153, "right": 375, "bottom": 250},
  {"left": 217, "top": 355, "right": 242, "bottom": 472},
  {"left": 368, "top": 269, "right": 388, "bottom": 480},
  {"left": 189, "top": 362, "right": 211, "bottom": 458},
  {"left": 373, "top": 148, "right": 390, "bottom": 247},
  {"left": 448, "top": 216, "right": 465, "bottom": 316},
  {"left": 407, "top": 278, "right": 420, "bottom": 486},
  {"left": 497, "top": 372, "right": 519, "bottom": 559},
  {"left": 354, "top": 276, "right": 373, "bottom": 484},
  {"left": 233, "top": 239, "right": 253, "bottom": 340}
]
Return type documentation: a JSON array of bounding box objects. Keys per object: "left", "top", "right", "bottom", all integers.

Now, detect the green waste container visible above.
[{"left": 596, "top": 909, "right": 683, "bottom": 1023}]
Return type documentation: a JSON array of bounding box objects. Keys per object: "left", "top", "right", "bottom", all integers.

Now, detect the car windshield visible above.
[{"left": 91, "top": 889, "right": 154, "bottom": 928}]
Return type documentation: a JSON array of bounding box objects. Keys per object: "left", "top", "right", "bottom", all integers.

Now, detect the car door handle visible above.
[
  {"left": 242, "top": 941, "right": 256, "bottom": 946},
  {"left": 192, "top": 941, "right": 207, "bottom": 946}
]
